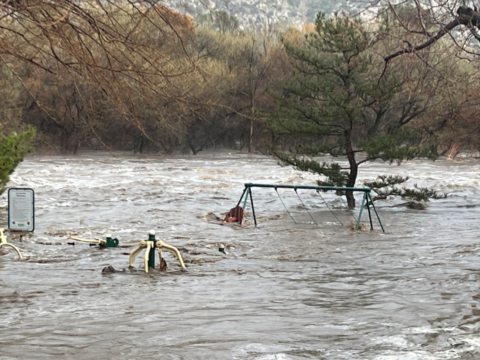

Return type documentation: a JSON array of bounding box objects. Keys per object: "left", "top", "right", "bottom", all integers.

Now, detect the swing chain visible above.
[
  {"left": 275, "top": 187, "right": 298, "bottom": 224},
  {"left": 294, "top": 187, "right": 318, "bottom": 225},
  {"left": 316, "top": 190, "right": 344, "bottom": 226},
  {"left": 338, "top": 194, "right": 359, "bottom": 223}
]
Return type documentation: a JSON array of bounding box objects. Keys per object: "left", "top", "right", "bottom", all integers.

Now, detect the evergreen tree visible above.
[
  {"left": 0, "top": 127, "right": 36, "bottom": 195},
  {"left": 265, "top": 13, "right": 438, "bottom": 208},
  {"left": 364, "top": 175, "right": 446, "bottom": 206}
]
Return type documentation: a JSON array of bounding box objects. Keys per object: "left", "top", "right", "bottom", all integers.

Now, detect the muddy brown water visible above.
[{"left": 1, "top": 151, "right": 480, "bottom": 359}]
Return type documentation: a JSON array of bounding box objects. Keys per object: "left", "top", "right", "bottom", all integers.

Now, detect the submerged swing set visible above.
[{"left": 234, "top": 183, "right": 385, "bottom": 232}]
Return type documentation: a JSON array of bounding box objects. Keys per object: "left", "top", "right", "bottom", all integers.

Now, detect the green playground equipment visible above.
[
  {"left": 235, "top": 183, "right": 385, "bottom": 232},
  {"left": 70, "top": 235, "right": 119, "bottom": 247}
]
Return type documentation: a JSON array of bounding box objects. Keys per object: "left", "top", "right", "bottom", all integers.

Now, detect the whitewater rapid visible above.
[{"left": 0, "top": 151, "right": 479, "bottom": 359}]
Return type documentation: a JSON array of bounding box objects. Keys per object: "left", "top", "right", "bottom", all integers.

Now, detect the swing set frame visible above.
[{"left": 235, "top": 183, "right": 385, "bottom": 232}]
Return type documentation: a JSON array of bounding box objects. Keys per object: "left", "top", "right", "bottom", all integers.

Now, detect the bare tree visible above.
[
  {"left": 0, "top": 0, "right": 202, "bottom": 149},
  {"left": 357, "top": 1, "right": 480, "bottom": 64}
]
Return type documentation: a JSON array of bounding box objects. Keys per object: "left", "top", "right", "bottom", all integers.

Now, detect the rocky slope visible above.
[{"left": 165, "top": 0, "right": 364, "bottom": 28}]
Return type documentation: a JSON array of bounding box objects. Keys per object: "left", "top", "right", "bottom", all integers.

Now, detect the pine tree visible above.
[
  {"left": 364, "top": 175, "right": 446, "bottom": 204},
  {"left": 265, "top": 12, "right": 438, "bottom": 209},
  {"left": 0, "top": 127, "right": 36, "bottom": 195}
]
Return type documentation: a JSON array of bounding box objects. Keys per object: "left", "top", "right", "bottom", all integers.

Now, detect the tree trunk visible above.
[
  {"left": 248, "top": 95, "right": 255, "bottom": 153},
  {"left": 249, "top": 118, "right": 253, "bottom": 153},
  {"left": 345, "top": 130, "right": 358, "bottom": 209}
]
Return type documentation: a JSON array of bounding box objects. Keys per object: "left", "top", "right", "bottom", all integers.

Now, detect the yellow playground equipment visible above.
[
  {"left": 0, "top": 228, "right": 23, "bottom": 260},
  {"left": 129, "top": 230, "right": 186, "bottom": 273}
]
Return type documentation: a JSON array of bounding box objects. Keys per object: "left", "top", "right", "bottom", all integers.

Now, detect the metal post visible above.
[
  {"left": 147, "top": 231, "right": 156, "bottom": 269},
  {"left": 249, "top": 187, "right": 257, "bottom": 227},
  {"left": 366, "top": 195, "right": 374, "bottom": 231},
  {"left": 368, "top": 193, "right": 385, "bottom": 233},
  {"left": 243, "top": 186, "right": 250, "bottom": 210},
  {"left": 355, "top": 192, "right": 367, "bottom": 230},
  {"left": 236, "top": 186, "right": 247, "bottom": 208}
]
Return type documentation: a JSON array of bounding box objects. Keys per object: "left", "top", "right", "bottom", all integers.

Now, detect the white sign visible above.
[{"left": 8, "top": 188, "right": 35, "bottom": 232}]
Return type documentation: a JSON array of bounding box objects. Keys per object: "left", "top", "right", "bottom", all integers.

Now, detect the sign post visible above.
[{"left": 8, "top": 188, "right": 35, "bottom": 232}]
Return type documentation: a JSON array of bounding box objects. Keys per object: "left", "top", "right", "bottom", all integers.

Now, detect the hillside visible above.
[{"left": 166, "top": 0, "right": 361, "bottom": 28}]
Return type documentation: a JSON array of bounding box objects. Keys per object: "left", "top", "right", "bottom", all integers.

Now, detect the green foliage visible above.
[
  {"left": 273, "top": 150, "right": 348, "bottom": 187},
  {"left": 265, "top": 12, "right": 440, "bottom": 208},
  {"left": 0, "top": 127, "right": 36, "bottom": 195},
  {"left": 266, "top": 13, "right": 382, "bottom": 138},
  {"left": 364, "top": 175, "right": 408, "bottom": 190},
  {"left": 266, "top": 12, "right": 398, "bottom": 141},
  {"left": 401, "top": 186, "right": 447, "bottom": 202},
  {"left": 364, "top": 175, "right": 447, "bottom": 203},
  {"left": 360, "top": 128, "right": 438, "bottom": 164}
]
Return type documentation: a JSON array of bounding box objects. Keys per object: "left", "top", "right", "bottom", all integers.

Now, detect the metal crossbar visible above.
[{"left": 244, "top": 183, "right": 372, "bottom": 192}]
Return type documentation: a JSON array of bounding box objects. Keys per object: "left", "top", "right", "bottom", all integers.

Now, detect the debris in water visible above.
[
  {"left": 219, "top": 243, "right": 227, "bottom": 254},
  {"left": 160, "top": 258, "right": 167, "bottom": 271},
  {"left": 223, "top": 205, "right": 245, "bottom": 225},
  {"left": 102, "top": 265, "right": 117, "bottom": 273},
  {"left": 405, "top": 201, "right": 428, "bottom": 210},
  {"left": 347, "top": 221, "right": 368, "bottom": 232}
]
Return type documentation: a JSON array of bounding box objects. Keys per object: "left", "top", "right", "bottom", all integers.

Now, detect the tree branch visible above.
[
  {"left": 384, "top": 6, "right": 480, "bottom": 65},
  {"left": 384, "top": 17, "right": 463, "bottom": 64}
]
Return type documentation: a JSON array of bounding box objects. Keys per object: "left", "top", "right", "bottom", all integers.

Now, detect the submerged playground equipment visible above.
[
  {"left": 70, "top": 235, "right": 119, "bottom": 247},
  {"left": 234, "top": 183, "right": 385, "bottom": 232},
  {"left": 71, "top": 230, "right": 187, "bottom": 273},
  {"left": 0, "top": 228, "right": 23, "bottom": 260},
  {"left": 129, "top": 230, "right": 186, "bottom": 273}
]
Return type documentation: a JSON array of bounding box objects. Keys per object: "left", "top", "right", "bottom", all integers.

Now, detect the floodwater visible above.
[{"left": 1, "top": 151, "right": 480, "bottom": 359}]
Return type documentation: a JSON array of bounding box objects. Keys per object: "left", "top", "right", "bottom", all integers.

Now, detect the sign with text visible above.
[{"left": 8, "top": 188, "right": 35, "bottom": 232}]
